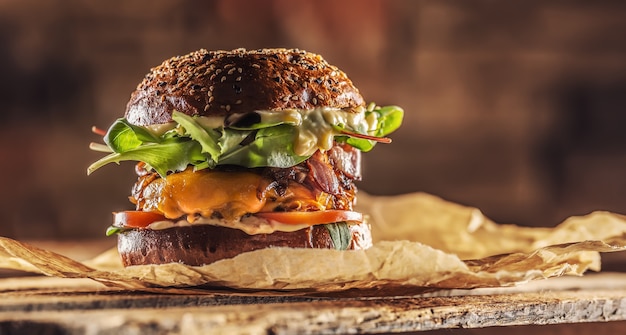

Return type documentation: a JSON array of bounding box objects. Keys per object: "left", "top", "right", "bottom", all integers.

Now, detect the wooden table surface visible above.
[
  {"left": 0, "top": 272, "right": 625, "bottom": 334},
  {"left": 1, "top": 240, "right": 626, "bottom": 334}
]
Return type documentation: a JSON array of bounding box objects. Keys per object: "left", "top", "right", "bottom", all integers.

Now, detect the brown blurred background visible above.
[{"left": 1, "top": 0, "right": 626, "bottom": 240}]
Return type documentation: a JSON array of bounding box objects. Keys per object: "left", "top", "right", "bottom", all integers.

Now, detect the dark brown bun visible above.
[
  {"left": 118, "top": 222, "right": 372, "bottom": 266},
  {"left": 125, "top": 48, "right": 365, "bottom": 126}
]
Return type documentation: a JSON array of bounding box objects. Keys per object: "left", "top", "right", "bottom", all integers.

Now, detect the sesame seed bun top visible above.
[{"left": 125, "top": 48, "right": 365, "bottom": 126}]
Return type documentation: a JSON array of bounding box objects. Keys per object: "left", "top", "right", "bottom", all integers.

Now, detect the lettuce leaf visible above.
[
  {"left": 171, "top": 112, "right": 221, "bottom": 162},
  {"left": 87, "top": 139, "right": 204, "bottom": 177},
  {"left": 105, "top": 226, "right": 130, "bottom": 236},
  {"left": 324, "top": 222, "right": 351, "bottom": 250},
  {"left": 219, "top": 125, "right": 308, "bottom": 168},
  {"left": 104, "top": 118, "right": 161, "bottom": 152},
  {"left": 88, "top": 105, "right": 403, "bottom": 176},
  {"left": 373, "top": 105, "right": 404, "bottom": 137},
  {"left": 335, "top": 105, "right": 404, "bottom": 152}
]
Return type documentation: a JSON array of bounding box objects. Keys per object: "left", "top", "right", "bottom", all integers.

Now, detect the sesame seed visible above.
[
  {"left": 221, "top": 76, "right": 227, "bottom": 82},
  {"left": 282, "top": 96, "right": 290, "bottom": 102},
  {"left": 204, "top": 105, "right": 210, "bottom": 111},
  {"left": 235, "top": 100, "right": 242, "bottom": 104},
  {"left": 209, "top": 96, "right": 215, "bottom": 103},
  {"left": 252, "top": 64, "right": 261, "bottom": 69},
  {"left": 237, "top": 67, "right": 243, "bottom": 73},
  {"left": 228, "top": 67, "right": 236, "bottom": 75},
  {"left": 236, "top": 76, "right": 242, "bottom": 81},
  {"left": 291, "top": 96, "right": 299, "bottom": 101},
  {"left": 215, "top": 69, "right": 222, "bottom": 74},
  {"left": 225, "top": 105, "right": 231, "bottom": 112},
  {"left": 312, "top": 97, "right": 318, "bottom": 105}
]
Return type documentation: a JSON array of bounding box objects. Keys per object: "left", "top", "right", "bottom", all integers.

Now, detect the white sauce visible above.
[
  {"left": 261, "top": 106, "right": 377, "bottom": 156},
  {"left": 147, "top": 216, "right": 311, "bottom": 235},
  {"left": 144, "top": 107, "right": 377, "bottom": 157}
]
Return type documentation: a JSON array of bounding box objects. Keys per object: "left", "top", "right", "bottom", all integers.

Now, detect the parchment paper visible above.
[{"left": 1, "top": 192, "right": 626, "bottom": 293}]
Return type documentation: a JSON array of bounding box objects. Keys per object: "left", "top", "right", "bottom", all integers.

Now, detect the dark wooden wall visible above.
[{"left": 1, "top": 0, "right": 626, "bottom": 239}]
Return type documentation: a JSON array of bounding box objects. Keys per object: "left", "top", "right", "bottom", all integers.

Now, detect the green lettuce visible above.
[
  {"left": 219, "top": 125, "right": 309, "bottom": 168},
  {"left": 171, "top": 112, "right": 221, "bottom": 162},
  {"left": 324, "top": 222, "right": 352, "bottom": 250},
  {"left": 335, "top": 105, "right": 404, "bottom": 152},
  {"left": 104, "top": 118, "right": 161, "bottom": 151},
  {"left": 87, "top": 138, "right": 204, "bottom": 177},
  {"left": 105, "top": 226, "right": 130, "bottom": 236},
  {"left": 88, "top": 105, "right": 403, "bottom": 177}
]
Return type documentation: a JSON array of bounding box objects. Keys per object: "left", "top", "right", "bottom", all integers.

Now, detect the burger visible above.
[{"left": 88, "top": 48, "right": 403, "bottom": 266}]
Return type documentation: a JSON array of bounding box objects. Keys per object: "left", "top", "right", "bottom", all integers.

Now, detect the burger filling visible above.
[
  {"left": 130, "top": 144, "right": 360, "bottom": 226},
  {"left": 89, "top": 104, "right": 403, "bottom": 247}
]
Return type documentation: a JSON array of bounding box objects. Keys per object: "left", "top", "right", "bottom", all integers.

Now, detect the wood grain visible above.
[{"left": 1, "top": 273, "right": 626, "bottom": 334}]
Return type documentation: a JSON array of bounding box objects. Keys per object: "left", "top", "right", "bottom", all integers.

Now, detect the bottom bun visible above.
[{"left": 117, "top": 222, "right": 372, "bottom": 266}]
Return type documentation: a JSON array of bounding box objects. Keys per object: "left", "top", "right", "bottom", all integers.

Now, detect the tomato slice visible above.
[
  {"left": 112, "top": 210, "right": 362, "bottom": 229},
  {"left": 254, "top": 210, "right": 363, "bottom": 225},
  {"left": 113, "top": 211, "right": 167, "bottom": 228}
]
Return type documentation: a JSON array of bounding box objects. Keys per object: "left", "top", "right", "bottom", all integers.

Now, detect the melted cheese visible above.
[
  {"left": 159, "top": 170, "right": 266, "bottom": 220},
  {"left": 145, "top": 168, "right": 323, "bottom": 222}
]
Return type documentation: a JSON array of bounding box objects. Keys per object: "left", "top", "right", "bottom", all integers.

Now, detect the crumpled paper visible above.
[{"left": 1, "top": 192, "right": 625, "bottom": 294}]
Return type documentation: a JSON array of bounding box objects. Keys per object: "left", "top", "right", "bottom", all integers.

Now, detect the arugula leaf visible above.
[
  {"left": 219, "top": 128, "right": 253, "bottom": 153},
  {"left": 219, "top": 125, "right": 308, "bottom": 168},
  {"left": 88, "top": 104, "right": 404, "bottom": 176},
  {"left": 104, "top": 118, "right": 161, "bottom": 153},
  {"left": 226, "top": 113, "right": 285, "bottom": 130},
  {"left": 227, "top": 110, "right": 301, "bottom": 130},
  {"left": 334, "top": 105, "right": 403, "bottom": 152},
  {"left": 229, "top": 120, "right": 285, "bottom": 130},
  {"left": 171, "top": 111, "right": 221, "bottom": 161},
  {"left": 88, "top": 139, "right": 204, "bottom": 177},
  {"left": 324, "top": 222, "right": 351, "bottom": 250},
  {"left": 105, "top": 226, "right": 131, "bottom": 236},
  {"left": 344, "top": 136, "right": 376, "bottom": 152},
  {"left": 373, "top": 105, "right": 404, "bottom": 137}
]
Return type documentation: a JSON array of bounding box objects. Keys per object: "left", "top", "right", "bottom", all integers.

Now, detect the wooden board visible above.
[{"left": 1, "top": 273, "right": 626, "bottom": 334}]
